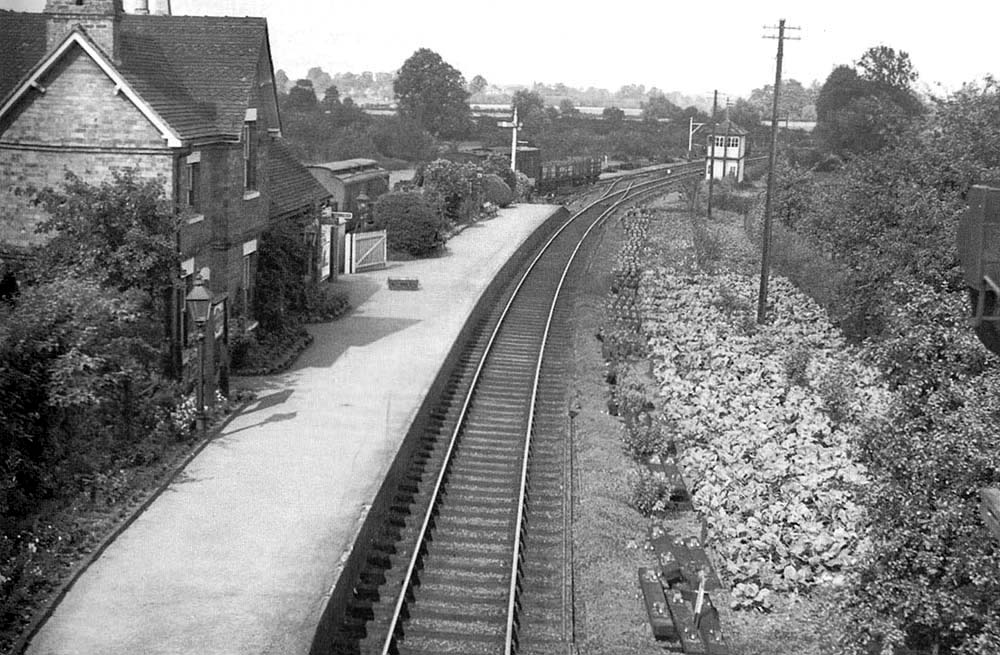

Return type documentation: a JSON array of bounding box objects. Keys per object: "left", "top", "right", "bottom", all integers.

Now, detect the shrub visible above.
[
  {"left": 620, "top": 421, "right": 669, "bottom": 461},
  {"left": 373, "top": 191, "right": 445, "bottom": 257},
  {"left": 481, "top": 173, "right": 514, "bottom": 207},
  {"left": 612, "top": 362, "right": 656, "bottom": 426},
  {"left": 302, "top": 284, "right": 350, "bottom": 322},
  {"left": 626, "top": 467, "right": 672, "bottom": 517},
  {"left": 483, "top": 152, "right": 518, "bottom": 190},
  {"left": 513, "top": 171, "right": 533, "bottom": 201},
  {"left": 253, "top": 219, "right": 309, "bottom": 336}
]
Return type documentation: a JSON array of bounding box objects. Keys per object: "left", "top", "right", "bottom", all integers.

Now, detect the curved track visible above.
[{"left": 326, "top": 167, "right": 701, "bottom": 655}]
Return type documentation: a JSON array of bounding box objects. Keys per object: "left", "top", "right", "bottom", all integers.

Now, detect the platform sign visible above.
[
  {"left": 323, "top": 211, "right": 354, "bottom": 225},
  {"left": 320, "top": 224, "right": 333, "bottom": 281}
]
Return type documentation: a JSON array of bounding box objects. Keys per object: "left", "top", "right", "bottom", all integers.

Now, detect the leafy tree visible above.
[
  {"left": 558, "top": 98, "right": 579, "bottom": 117},
  {"left": 748, "top": 79, "right": 816, "bottom": 121},
  {"left": 815, "top": 49, "right": 924, "bottom": 157},
  {"left": 394, "top": 48, "right": 471, "bottom": 137},
  {"left": 32, "top": 170, "right": 176, "bottom": 310},
  {"left": 512, "top": 89, "right": 546, "bottom": 128},
  {"left": 420, "top": 159, "right": 482, "bottom": 223},
  {"left": 320, "top": 84, "right": 340, "bottom": 109},
  {"left": 371, "top": 115, "right": 436, "bottom": 162},
  {"left": 770, "top": 80, "right": 1000, "bottom": 651},
  {"left": 641, "top": 93, "right": 682, "bottom": 122},
  {"left": 857, "top": 45, "right": 917, "bottom": 91},
  {"left": 602, "top": 106, "right": 625, "bottom": 123},
  {"left": 287, "top": 79, "right": 318, "bottom": 112},
  {"left": 274, "top": 69, "right": 291, "bottom": 94},
  {"left": 469, "top": 74, "right": 488, "bottom": 95},
  {"left": 305, "top": 67, "right": 334, "bottom": 100},
  {"left": 728, "top": 98, "right": 763, "bottom": 132}
]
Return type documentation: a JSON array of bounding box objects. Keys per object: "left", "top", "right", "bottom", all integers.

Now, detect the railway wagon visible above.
[{"left": 537, "top": 156, "right": 601, "bottom": 193}]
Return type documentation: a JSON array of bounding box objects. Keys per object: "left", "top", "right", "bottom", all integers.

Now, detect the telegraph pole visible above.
[
  {"left": 756, "top": 19, "right": 800, "bottom": 324},
  {"left": 707, "top": 90, "right": 718, "bottom": 218}
]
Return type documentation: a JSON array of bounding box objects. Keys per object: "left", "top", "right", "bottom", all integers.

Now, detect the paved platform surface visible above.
[{"left": 25, "top": 204, "right": 563, "bottom": 655}]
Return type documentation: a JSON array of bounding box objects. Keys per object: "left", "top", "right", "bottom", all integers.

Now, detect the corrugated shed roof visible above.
[
  {"left": 309, "top": 159, "right": 381, "bottom": 174},
  {"left": 267, "top": 139, "right": 331, "bottom": 218},
  {"left": 335, "top": 170, "right": 390, "bottom": 185},
  {"left": 0, "top": 12, "right": 270, "bottom": 142}
]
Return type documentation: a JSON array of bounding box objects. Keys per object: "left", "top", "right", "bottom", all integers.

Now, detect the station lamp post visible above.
[
  {"left": 356, "top": 192, "right": 371, "bottom": 228},
  {"left": 185, "top": 273, "right": 212, "bottom": 434}
]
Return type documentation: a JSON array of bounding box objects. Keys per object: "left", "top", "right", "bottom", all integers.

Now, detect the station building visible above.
[
  {"left": 307, "top": 159, "right": 390, "bottom": 217},
  {"left": 0, "top": 0, "right": 329, "bottom": 392}
]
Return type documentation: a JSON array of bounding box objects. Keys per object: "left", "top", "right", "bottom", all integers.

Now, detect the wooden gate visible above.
[{"left": 345, "top": 229, "right": 387, "bottom": 273}]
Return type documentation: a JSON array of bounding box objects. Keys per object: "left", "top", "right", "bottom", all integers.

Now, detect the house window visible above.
[
  {"left": 714, "top": 136, "right": 726, "bottom": 148},
  {"left": 243, "top": 121, "right": 258, "bottom": 192},
  {"left": 187, "top": 161, "right": 201, "bottom": 212},
  {"left": 727, "top": 136, "right": 740, "bottom": 148}
]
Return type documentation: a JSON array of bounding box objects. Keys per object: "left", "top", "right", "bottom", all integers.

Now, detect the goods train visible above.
[
  {"left": 441, "top": 146, "right": 601, "bottom": 194},
  {"left": 537, "top": 156, "right": 602, "bottom": 193}
]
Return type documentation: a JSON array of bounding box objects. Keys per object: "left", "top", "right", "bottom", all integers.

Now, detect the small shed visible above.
[
  {"left": 307, "top": 159, "right": 390, "bottom": 216},
  {"left": 705, "top": 119, "right": 748, "bottom": 183}
]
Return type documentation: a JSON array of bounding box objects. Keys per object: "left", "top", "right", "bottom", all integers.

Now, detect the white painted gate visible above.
[{"left": 345, "top": 230, "right": 387, "bottom": 273}]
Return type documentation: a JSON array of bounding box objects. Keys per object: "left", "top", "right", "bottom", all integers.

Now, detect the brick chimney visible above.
[{"left": 44, "top": 0, "right": 124, "bottom": 60}]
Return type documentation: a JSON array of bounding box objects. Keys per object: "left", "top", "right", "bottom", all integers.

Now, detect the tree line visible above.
[{"left": 751, "top": 45, "right": 1000, "bottom": 654}]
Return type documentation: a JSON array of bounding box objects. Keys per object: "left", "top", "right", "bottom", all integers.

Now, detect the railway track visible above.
[{"left": 325, "top": 167, "right": 701, "bottom": 655}]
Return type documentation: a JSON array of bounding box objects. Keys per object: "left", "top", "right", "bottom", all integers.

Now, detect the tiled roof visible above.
[
  {"left": 0, "top": 12, "right": 48, "bottom": 104},
  {"left": 709, "top": 119, "right": 748, "bottom": 136},
  {"left": 0, "top": 12, "right": 272, "bottom": 142},
  {"left": 117, "top": 15, "right": 268, "bottom": 141},
  {"left": 267, "top": 139, "right": 331, "bottom": 218}
]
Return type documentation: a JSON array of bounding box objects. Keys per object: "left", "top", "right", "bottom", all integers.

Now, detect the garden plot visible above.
[{"left": 639, "top": 200, "right": 892, "bottom": 639}]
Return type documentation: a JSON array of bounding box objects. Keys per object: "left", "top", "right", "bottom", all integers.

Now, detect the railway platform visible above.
[{"left": 24, "top": 204, "right": 565, "bottom": 655}]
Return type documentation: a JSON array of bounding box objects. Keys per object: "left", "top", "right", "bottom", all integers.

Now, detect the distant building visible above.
[
  {"left": 307, "top": 159, "right": 390, "bottom": 216},
  {"left": 0, "top": 0, "right": 329, "bottom": 389},
  {"left": 705, "top": 119, "right": 748, "bottom": 183}
]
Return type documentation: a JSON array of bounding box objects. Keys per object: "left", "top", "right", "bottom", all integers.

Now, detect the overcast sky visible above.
[{"left": 3, "top": 0, "right": 997, "bottom": 99}]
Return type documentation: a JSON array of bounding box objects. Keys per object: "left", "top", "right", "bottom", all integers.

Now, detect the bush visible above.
[
  {"left": 620, "top": 421, "right": 669, "bottom": 461},
  {"left": 626, "top": 467, "right": 672, "bottom": 517},
  {"left": 483, "top": 152, "right": 518, "bottom": 190},
  {"left": 373, "top": 191, "right": 446, "bottom": 257},
  {"left": 481, "top": 173, "right": 513, "bottom": 207},
  {"left": 253, "top": 219, "right": 309, "bottom": 336}
]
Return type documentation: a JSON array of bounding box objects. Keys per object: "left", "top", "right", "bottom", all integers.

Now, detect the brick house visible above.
[{"left": 0, "top": 0, "right": 330, "bottom": 390}]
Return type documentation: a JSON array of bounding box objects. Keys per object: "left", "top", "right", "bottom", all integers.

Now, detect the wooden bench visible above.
[{"left": 387, "top": 277, "right": 419, "bottom": 291}]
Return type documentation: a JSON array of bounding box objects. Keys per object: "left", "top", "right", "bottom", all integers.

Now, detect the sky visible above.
[{"left": 3, "top": 0, "right": 998, "bottom": 99}]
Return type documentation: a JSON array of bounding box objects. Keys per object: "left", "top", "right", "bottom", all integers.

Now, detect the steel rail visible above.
[
  {"left": 502, "top": 168, "right": 705, "bottom": 654},
  {"left": 378, "top": 165, "right": 702, "bottom": 655}
]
